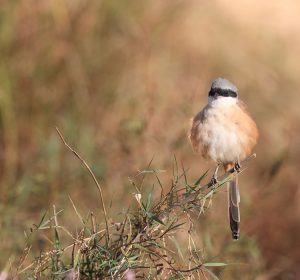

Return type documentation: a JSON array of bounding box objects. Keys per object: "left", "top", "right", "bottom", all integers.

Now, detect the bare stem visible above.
[
  {"left": 53, "top": 205, "right": 58, "bottom": 227},
  {"left": 55, "top": 127, "right": 109, "bottom": 243}
]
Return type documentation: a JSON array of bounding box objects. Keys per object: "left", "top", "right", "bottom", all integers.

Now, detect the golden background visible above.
[{"left": 1, "top": 0, "right": 300, "bottom": 279}]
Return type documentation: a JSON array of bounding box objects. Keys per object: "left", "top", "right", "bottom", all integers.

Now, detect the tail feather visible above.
[{"left": 228, "top": 177, "right": 240, "bottom": 240}]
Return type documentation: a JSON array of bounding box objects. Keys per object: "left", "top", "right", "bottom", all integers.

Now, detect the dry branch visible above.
[{"left": 55, "top": 127, "right": 110, "bottom": 243}]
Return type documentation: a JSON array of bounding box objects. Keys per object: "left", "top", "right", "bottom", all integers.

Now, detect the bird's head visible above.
[{"left": 208, "top": 78, "right": 238, "bottom": 107}]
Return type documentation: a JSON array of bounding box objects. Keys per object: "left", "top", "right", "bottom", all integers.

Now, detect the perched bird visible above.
[{"left": 189, "top": 78, "right": 258, "bottom": 240}]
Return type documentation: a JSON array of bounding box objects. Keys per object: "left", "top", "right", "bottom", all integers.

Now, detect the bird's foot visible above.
[
  {"left": 208, "top": 176, "right": 218, "bottom": 188},
  {"left": 208, "top": 163, "right": 220, "bottom": 188},
  {"left": 234, "top": 162, "right": 241, "bottom": 173}
]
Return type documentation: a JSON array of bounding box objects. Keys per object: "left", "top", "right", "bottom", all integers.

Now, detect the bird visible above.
[{"left": 189, "top": 78, "right": 258, "bottom": 240}]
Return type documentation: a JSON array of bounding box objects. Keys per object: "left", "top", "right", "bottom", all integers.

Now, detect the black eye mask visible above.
[{"left": 208, "top": 87, "right": 237, "bottom": 98}]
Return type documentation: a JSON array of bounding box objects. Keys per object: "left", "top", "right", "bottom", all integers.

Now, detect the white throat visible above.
[{"left": 208, "top": 96, "right": 237, "bottom": 107}]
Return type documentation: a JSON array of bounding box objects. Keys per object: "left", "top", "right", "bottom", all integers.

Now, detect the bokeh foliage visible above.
[{"left": 1, "top": 0, "right": 300, "bottom": 279}]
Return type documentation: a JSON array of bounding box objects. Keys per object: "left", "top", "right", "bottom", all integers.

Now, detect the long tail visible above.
[
  {"left": 228, "top": 177, "right": 240, "bottom": 240},
  {"left": 224, "top": 164, "right": 240, "bottom": 240}
]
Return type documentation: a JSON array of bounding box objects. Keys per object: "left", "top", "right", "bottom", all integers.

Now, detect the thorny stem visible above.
[{"left": 55, "top": 127, "right": 110, "bottom": 244}]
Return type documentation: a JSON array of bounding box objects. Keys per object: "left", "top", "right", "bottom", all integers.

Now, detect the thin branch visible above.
[
  {"left": 176, "top": 263, "right": 203, "bottom": 273},
  {"left": 53, "top": 205, "right": 58, "bottom": 227},
  {"left": 160, "top": 153, "right": 257, "bottom": 217},
  {"left": 55, "top": 127, "right": 109, "bottom": 243},
  {"left": 181, "top": 153, "right": 256, "bottom": 202}
]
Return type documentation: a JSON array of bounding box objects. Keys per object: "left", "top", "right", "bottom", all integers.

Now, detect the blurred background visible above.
[{"left": 1, "top": 0, "right": 300, "bottom": 279}]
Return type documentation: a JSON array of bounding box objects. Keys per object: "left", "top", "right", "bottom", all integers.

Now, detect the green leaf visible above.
[
  {"left": 35, "top": 210, "right": 64, "bottom": 230},
  {"left": 166, "top": 222, "right": 185, "bottom": 232},
  {"left": 146, "top": 212, "right": 165, "bottom": 226},
  {"left": 181, "top": 161, "right": 188, "bottom": 186},
  {"left": 154, "top": 172, "right": 164, "bottom": 195},
  {"left": 36, "top": 211, "right": 48, "bottom": 229},
  {"left": 151, "top": 215, "right": 166, "bottom": 226},
  {"left": 73, "top": 249, "right": 80, "bottom": 268},
  {"left": 194, "top": 169, "right": 209, "bottom": 186},
  {"left": 134, "top": 244, "right": 158, "bottom": 256},
  {"left": 141, "top": 201, "right": 147, "bottom": 212},
  {"left": 69, "top": 196, "right": 85, "bottom": 226},
  {"left": 203, "top": 262, "right": 228, "bottom": 267},
  {"left": 54, "top": 227, "right": 60, "bottom": 249}
]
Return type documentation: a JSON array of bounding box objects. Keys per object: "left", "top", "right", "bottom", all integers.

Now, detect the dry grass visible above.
[{"left": 14, "top": 131, "right": 255, "bottom": 279}]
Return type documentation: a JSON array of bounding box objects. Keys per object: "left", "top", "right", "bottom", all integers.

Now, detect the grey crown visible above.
[{"left": 211, "top": 78, "right": 238, "bottom": 93}]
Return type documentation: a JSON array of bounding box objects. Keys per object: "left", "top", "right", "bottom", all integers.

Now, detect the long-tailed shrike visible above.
[{"left": 189, "top": 78, "right": 258, "bottom": 240}]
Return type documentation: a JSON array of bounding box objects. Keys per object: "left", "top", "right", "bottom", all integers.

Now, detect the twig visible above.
[
  {"left": 160, "top": 153, "right": 257, "bottom": 216},
  {"left": 91, "top": 211, "right": 96, "bottom": 234},
  {"left": 176, "top": 263, "right": 203, "bottom": 273},
  {"left": 55, "top": 127, "right": 110, "bottom": 243},
  {"left": 181, "top": 153, "right": 256, "bottom": 203},
  {"left": 53, "top": 205, "right": 58, "bottom": 227}
]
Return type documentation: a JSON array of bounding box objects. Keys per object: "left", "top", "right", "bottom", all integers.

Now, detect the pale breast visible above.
[{"left": 190, "top": 102, "right": 258, "bottom": 164}]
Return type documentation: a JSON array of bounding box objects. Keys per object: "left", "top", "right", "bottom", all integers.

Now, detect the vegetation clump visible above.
[{"left": 14, "top": 131, "right": 254, "bottom": 279}]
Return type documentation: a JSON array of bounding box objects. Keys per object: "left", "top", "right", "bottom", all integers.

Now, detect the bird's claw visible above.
[
  {"left": 209, "top": 176, "right": 218, "bottom": 188},
  {"left": 234, "top": 162, "right": 241, "bottom": 173}
]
